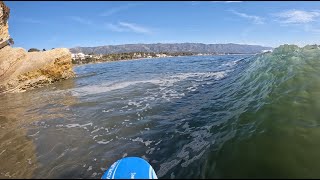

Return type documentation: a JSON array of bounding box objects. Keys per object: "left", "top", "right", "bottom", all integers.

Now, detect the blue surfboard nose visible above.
[{"left": 101, "top": 157, "right": 158, "bottom": 179}]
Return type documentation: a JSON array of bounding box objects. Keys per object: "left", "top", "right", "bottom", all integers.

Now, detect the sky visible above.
[{"left": 5, "top": 1, "right": 320, "bottom": 50}]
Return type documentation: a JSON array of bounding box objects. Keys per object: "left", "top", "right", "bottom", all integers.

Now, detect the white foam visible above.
[
  {"left": 170, "top": 128, "right": 212, "bottom": 170},
  {"left": 0, "top": 150, "right": 6, "bottom": 156},
  {"left": 97, "top": 139, "right": 113, "bottom": 144},
  {"left": 102, "top": 109, "right": 114, "bottom": 113},
  {"left": 131, "top": 137, "right": 153, "bottom": 146},
  {"left": 91, "top": 128, "right": 100, "bottom": 134},
  {"left": 181, "top": 149, "right": 206, "bottom": 167},
  {"left": 155, "top": 140, "right": 162, "bottom": 146},
  {"left": 70, "top": 71, "right": 228, "bottom": 96},
  {"left": 157, "top": 159, "right": 182, "bottom": 178},
  {"left": 87, "top": 166, "right": 92, "bottom": 171},
  {"left": 71, "top": 80, "right": 154, "bottom": 96},
  {"left": 146, "top": 147, "right": 155, "bottom": 154},
  {"left": 28, "top": 131, "right": 40, "bottom": 137},
  {"left": 91, "top": 172, "right": 97, "bottom": 177},
  {"left": 128, "top": 101, "right": 143, "bottom": 107},
  {"left": 221, "top": 58, "right": 243, "bottom": 68},
  {"left": 65, "top": 122, "right": 93, "bottom": 128}
]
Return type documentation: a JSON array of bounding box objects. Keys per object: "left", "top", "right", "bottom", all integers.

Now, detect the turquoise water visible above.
[{"left": 1, "top": 45, "right": 320, "bottom": 178}]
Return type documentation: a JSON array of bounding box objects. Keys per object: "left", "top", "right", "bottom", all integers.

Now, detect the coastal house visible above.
[
  {"left": 71, "top": 53, "right": 86, "bottom": 60},
  {"left": 156, "top": 53, "right": 167, "bottom": 58}
]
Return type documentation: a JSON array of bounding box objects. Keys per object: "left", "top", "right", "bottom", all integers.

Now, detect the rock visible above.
[
  {"left": 0, "top": 47, "right": 75, "bottom": 93},
  {"left": 0, "top": 1, "right": 10, "bottom": 43},
  {"left": 0, "top": 1, "right": 75, "bottom": 94},
  {"left": 0, "top": 46, "right": 27, "bottom": 91}
]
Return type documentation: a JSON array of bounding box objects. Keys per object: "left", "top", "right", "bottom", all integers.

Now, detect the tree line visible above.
[
  {"left": 71, "top": 51, "right": 199, "bottom": 65},
  {"left": 27, "top": 48, "right": 55, "bottom": 52}
]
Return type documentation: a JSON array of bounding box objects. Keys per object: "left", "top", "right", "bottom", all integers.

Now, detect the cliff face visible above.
[
  {"left": 0, "top": 1, "right": 74, "bottom": 94},
  {"left": 0, "top": 1, "right": 10, "bottom": 42}
]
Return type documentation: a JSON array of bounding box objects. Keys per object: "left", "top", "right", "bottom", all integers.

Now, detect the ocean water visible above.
[{"left": 1, "top": 45, "right": 320, "bottom": 178}]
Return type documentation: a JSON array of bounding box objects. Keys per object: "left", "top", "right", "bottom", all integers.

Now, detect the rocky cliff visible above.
[
  {"left": 0, "top": 1, "right": 10, "bottom": 42},
  {"left": 0, "top": 1, "right": 74, "bottom": 94}
]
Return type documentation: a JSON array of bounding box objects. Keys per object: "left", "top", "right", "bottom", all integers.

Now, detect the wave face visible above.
[
  {"left": 1, "top": 45, "right": 320, "bottom": 178},
  {"left": 205, "top": 44, "right": 320, "bottom": 178}
]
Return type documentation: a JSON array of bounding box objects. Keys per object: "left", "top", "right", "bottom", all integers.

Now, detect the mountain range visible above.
[{"left": 69, "top": 43, "right": 273, "bottom": 55}]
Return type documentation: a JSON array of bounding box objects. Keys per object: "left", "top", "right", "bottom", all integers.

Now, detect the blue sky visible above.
[{"left": 5, "top": 1, "right": 320, "bottom": 50}]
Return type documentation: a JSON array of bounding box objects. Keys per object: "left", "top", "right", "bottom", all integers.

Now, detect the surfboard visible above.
[{"left": 101, "top": 157, "right": 158, "bottom": 179}]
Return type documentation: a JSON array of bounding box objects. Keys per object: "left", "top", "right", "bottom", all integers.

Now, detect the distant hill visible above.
[{"left": 69, "top": 43, "right": 273, "bottom": 55}]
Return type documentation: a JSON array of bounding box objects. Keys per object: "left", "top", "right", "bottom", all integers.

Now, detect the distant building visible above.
[
  {"left": 71, "top": 53, "right": 95, "bottom": 60},
  {"left": 261, "top": 49, "right": 273, "bottom": 53},
  {"left": 155, "top": 53, "right": 167, "bottom": 58},
  {"left": 71, "top": 53, "right": 86, "bottom": 60}
]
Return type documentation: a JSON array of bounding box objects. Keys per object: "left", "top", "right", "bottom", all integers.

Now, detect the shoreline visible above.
[{"left": 72, "top": 53, "right": 255, "bottom": 67}]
